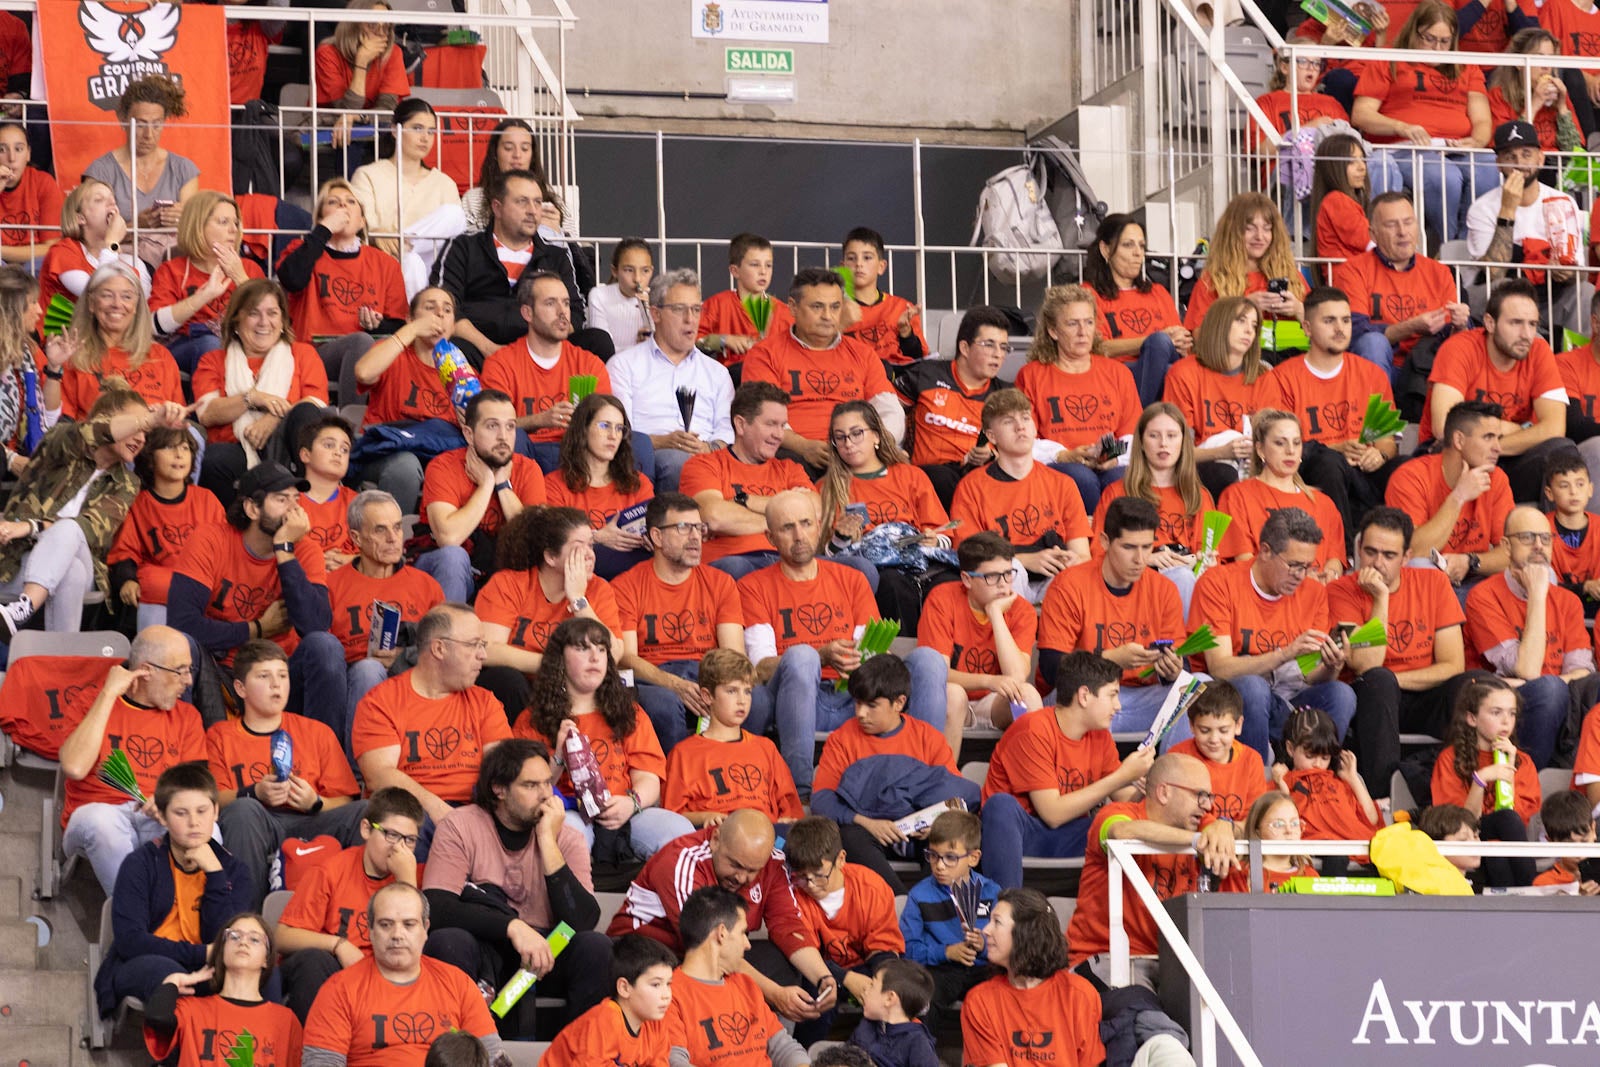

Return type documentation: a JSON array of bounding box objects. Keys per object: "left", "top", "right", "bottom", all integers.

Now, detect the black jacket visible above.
[{"left": 430, "top": 229, "right": 593, "bottom": 347}]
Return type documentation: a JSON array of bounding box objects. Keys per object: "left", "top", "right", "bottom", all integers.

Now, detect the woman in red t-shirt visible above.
[
  {"left": 1216, "top": 408, "right": 1346, "bottom": 580},
  {"left": 547, "top": 393, "right": 654, "bottom": 580},
  {"left": 1311, "top": 132, "right": 1372, "bottom": 266},
  {"left": 1253, "top": 38, "right": 1350, "bottom": 140},
  {"left": 1430, "top": 676, "right": 1541, "bottom": 887},
  {"left": 1352, "top": 1, "right": 1497, "bottom": 244},
  {"left": 1182, "top": 191, "right": 1306, "bottom": 335},
  {"left": 1083, "top": 214, "right": 1190, "bottom": 406},
  {"left": 513, "top": 615, "right": 693, "bottom": 858},
  {"left": 149, "top": 191, "right": 264, "bottom": 375},
  {"left": 1487, "top": 28, "right": 1582, "bottom": 153},
  {"left": 315, "top": 0, "right": 409, "bottom": 169},
  {"left": 193, "top": 278, "right": 330, "bottom": 503},
  {"left": 43, "top": 260, "right": 183, "bottom": 423},
  {"left": 1162, "top": 296, "right": 1274, "bottom": 501}
]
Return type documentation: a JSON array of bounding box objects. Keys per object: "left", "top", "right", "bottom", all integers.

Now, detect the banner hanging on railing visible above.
[
  {"left": 692, "top": 0, "right": 828, "bottom": 44},
  {"left": 38, "top": 1, "right": 231, "bottom": 196}
]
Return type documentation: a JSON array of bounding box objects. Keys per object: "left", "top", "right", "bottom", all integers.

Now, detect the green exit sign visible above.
[{"left": 725, "top": 47, "right": 794, "bottom": 74}]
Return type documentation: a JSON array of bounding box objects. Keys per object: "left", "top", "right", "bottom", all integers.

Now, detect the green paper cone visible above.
[
  {"left": 833, "top": 265, "right": 857, "bottom": 302},
  {"left": 43, "top": 294, "right": 75, "bottom": 337},
  {"left": 1193, "top": 512, "right": 1232, "bottom": 576},
  {"left": 568, "top": 375, "right": 597, "bottom": 404},
  {"left": 1359, "top": 393, "right": 1406, "bottom": 444},
  {"left": 1562, "top": 147, "right": 1600, "bottom": 195},
  {"left": 96, "top": 748, "right": 146, "bottom": 804},
  {"left": 835, "top": 619, "right": 901, "bottom": 690},
  {"left": 223, "top": 1031, "right": 255, "bottom": 1067},
  {"left": 742, "top": 294, "right": 772, "bottom": 336}
]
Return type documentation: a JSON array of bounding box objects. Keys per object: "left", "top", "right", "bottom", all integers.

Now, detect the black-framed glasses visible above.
[
  {"left": 652, "top": 521, "right": 709, "bottom": 538},
  {"left": 829, "top": 427, "right": 871, "bottom": 447},
  {"left": 964, "top": 570, "right": 1012, "bottom": 587},
  {"left": 1165, "top": 782, "right": 1214, "bottom": 808},
  {"left": 790, "top": 859, "right": 837, "bottom": 889},
  {"left": 1508, "top": 531, "right": 1553, "bottom": 547},
  {"left": 148, "top": 662, "right": 194, "bottom": 680},
  {"left": 369, "top": 821, "right": 420, "bottom": 849},
  {"left": 926, "top": 848, "right": 974, "bottom": 867}
]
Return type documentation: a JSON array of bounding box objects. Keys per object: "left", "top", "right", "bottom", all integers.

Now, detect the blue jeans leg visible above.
[
  {"left": 530, "top": 441, "right": 561, "bottom": 474},
  {"left": 1514, "top": 674, "right": 1568, "bottom": 769},
  {"left": 631, "top": 432, "right": 655, "bottom": 484},
  {"left": 766, "top": 645, "right": 857, "bottom": 798},
  {"left": 627, "top": 807, "right": 696, "bottom": 858},
  {"left": 1350, "top": 331, "right": 1396, "bottom": 384},
  {"left": 290, "top": 631, "right": 350, "bottom": 740},
  {"left": 903, "top": 646, "right": 950, "bottom": 735},
  {"left": 635, "top": 660, "right": 700, "bottom": 755},
  {"left": 1050, "top": 461, "right": 1103, "bottom": 516},
  {"left": 653, "top": 448, "right": 693, "bottom": 494},
  {"left": 1130, "top": 332, "right": 1180, "bottom": 409},
  {"left": 1225, "top": 675, "right": 1276, "bottom": 765},
  {"left": 707, "top": 551, "right": 777, "bottom": 581},
  {"left": 594, "top": 544, "right": 652, "bottom": 581},
  {"left": 416, "top": 545, "right": 475, "bottom": 603},
  {"left": 979, "top": 792, "right": 1090, "bottom": 890},
  {"left": 1158, "top": 564, "right": 1197, "bottom": 621}
]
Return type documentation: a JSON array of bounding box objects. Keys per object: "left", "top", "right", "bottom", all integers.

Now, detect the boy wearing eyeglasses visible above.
[
  {"left": 274, "top": 786, "right": 425, "bottom": 1020},
  {"left": 781, "top": 816, "right": 904, "bottom": 1047},
  {"left": 207, "top": 639, "right": 366, "bottom": 906},
  {"left": 898, "top": 808, "right": 999, "bottom": 1036}
]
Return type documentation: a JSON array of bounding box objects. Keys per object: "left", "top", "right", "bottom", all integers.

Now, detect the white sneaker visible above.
[{"left": 0, "top": 597, "right": 35, "bottom": 642}]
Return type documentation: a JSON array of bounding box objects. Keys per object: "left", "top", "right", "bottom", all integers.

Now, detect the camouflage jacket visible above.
[{"left": 0, "top": 418, "right": 139, "bottom": 593}]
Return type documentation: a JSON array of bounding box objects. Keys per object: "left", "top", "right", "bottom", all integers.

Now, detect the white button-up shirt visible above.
[{"left": 608, "top": 337, "right": 736, "bottom": 444}]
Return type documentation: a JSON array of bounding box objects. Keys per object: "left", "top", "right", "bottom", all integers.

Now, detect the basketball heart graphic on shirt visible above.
[
  {"left": 795, "top": 602, "right": 835, "bottom": 637},
  {"left": 961, "top": 648, "right": 1000, "bottom": 675},
  {"left": 1058, "top": 768, "right": 1090, "bottom": 793},
  {"left": 159, "top": 522, "right": 196, "bottom": 551},
  {"left": 1474, "top": 389, "right": 1521, "bottom": 414},
  {"left": 308, "top": 523, "right": 347, "bottom": 550},
  {"left": 1388, "top": 620, "right": 1415, "bottom": 654},
  {"left": 1240, "top": 628, "right": 1290, "bottom": 654},
  {"left": 1008, "top": 504, "right": 1042, "bottom": 539},
  {"left": 1100, "top": 621, "right": 1137, "bottom": 650},
  {"left": 1449, "top": 515, "right": 1481, "bottom": 549},
  {"left": 868, "top": 500, "right": 900, "bottom": 525},
  {"left": 524, "top": 392, "right": 571, "bottom": 418},
  {"left": 327, "top": 276, "right": 366, "bottom": 308},
  {"left": 231, "top": 584, "right": 270, "bottom": 620},
  {"left": 230, "top": 761, "right": 271, "bottom": 789},
  {"left": 1424, "top": 69, "right": 1458, "bottom": 96},
  {"left": 1059, "top": 394, "right": 1100, "bottom": 423},
  {"left": 45, "top": 683, "right": 96, "bottom": 722},
  {"left": 1473, "top": 6, "right": 1505, "bottom": 39},
  {"left": 1575, "top": 30, "right": 1600, "bottom": 55},
  {"left": 725, "top": 763, "right": 764, "bottom": 791},
  {"left": 418, "top": 389, "right": 455, "bottom": 420},
  {"left": 1211, "top": 791, "right": 1248, "bottom": 823},
  {"left": 804, "top": 369, "right": 842, "bottom": 395},
  {"left": 1157, "top": 511, "right": 1187, "bottom": 546},
  {"left": 717, "top": 1011, "right": 755, "bottom": 1045},
  {"left": 389, "top": 1011, "right": 436, "bottom": 1043},
  {"left": 1120, "top": 308, "right": 1154, "bottom": 334},
  {"left": 659, "top": 611, "right": 696, "bottom": 645},
  {"left": 590, "top": 738, "right": 613, "bottom": 769},
  {"left": 1206, "top": 397, "right": 1245, "bottom": 430},
  {"left": 1319, "top": 401, "right": 1352, "bottom": 435},
  {"left": 1151, "top": 863, "right": 1187, "bottom": 899},
  {"left": 422, "top": 726, "right": 461, "bottom": 761},
  {"left": 121, "top": 734, "right": 166, "bottom": 770}
]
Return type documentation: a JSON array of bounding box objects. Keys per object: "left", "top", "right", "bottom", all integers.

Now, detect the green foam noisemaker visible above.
[
  {"left": 491, "top": 922, "right": 574, "bottom": 1017},
  {"left": 833, "top": 265, "right": 857, "bottom": 302},
  {"left": 568, "top": 375, "right": 598, "bottom": 404},
  {"left": 742, "top": 293, "right": 773, "bottom": 335},
  {"left": 1564, "top": 328, "right": 1591, "bottom": 353},
  {"left": 96, "top": 748, "right": 146, "bottom": 804},
  {"left": 43, "top": 294, "right": 74, "bottom": 338},
  {"left": 1192, "top": 511, "right": 1232, "bottom": 576},
  {"left": 1298, "top": 616, "right": 1385, "bottom": 675},
  {"left": 1358, "top": 393, "right": 1406, "bottom": 444},
  {"left": 223, "top": 1029, "right": 256, "bottom": 1067},
  {"left": 1138, "top": 624, "right": 1218, "bottom": 678},
  {"left": 835, "top": 618, "right": 901, "bottom": 691},
  {"left": 1562, "top": 146, "right": 1600, "bottom": 195},
  {"left": 1261, "top": 318, "right": 1308, "bottom": 352}
]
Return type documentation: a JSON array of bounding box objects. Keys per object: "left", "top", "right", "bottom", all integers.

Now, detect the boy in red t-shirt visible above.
[
  {"left": 695, "top": 232, "right": 795, "bottom": 364},
  {"left": 979, "top": 652, "right": 1155, "bottom": 888},
  {"left": 1531, "top": 791, "right": 1600, "bottom": 893},
  {"left": 840, "top": 226, "right": 927, "bottom": 365},
  {"left": 297, "top": 413, "right": 358, "bottom": 571},
  {"left": 1545, "top": 450, "right": 1600, "bottom": 610},
  {"left": 544, "top": 935, "right": 677, "bottom": 1067},
  {"left": 1169, "top": 683, "right": 1270, "bottom": 825}
]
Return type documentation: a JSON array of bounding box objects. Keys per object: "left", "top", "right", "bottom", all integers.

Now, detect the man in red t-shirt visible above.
[
  {"left": 167, "top": 462, "right": 346, "bottom": 735},
  {"left": 1330, "top": 507, "right": 1471, "bottom": 798},
  {"left": 1463, "top": 505, "right": 1594, "bottom": 768},
  {"left": 742, "top": 266, "right": 902, "bottom": 478},
  {"left": 740, "top": 492, "right": 950, "bottom": 797},
  {"left": 1334, "top": 193, "right": 1469, "bottom": 375},
  {"left": 1421, "top": 278, "right": 1570, "bottom": 501}
]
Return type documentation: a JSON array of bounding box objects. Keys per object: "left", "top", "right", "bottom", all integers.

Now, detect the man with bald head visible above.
[
  {"left": 739, "top": 491, "right": 951, "bottom": 797},
  {"left": 1463, "top": 505, "right": 1598, "bottom": 768},
  {"left": 1065, "top": 752, "right": 1237, "bottom": 991},
  {"left": 58, "top": 624, "right": 207, "bottom": 892},
  {"left": 609, "top": 810, "right": 842, "bottom": 1023}
]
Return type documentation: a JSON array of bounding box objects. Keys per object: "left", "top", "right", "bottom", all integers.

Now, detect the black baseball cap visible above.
[
  {"left": 236, "top": 461, "right": 310, "bottom": 498},
  {"left": 1493, "top": 120, "right": 1540, "bottom": 154}
]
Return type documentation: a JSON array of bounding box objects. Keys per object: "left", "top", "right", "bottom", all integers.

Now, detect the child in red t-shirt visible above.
[
  {"left": 1169, "top": 683, "right": 1269, "bottom": 826},
  {"left": 1532, "top": 791, "right": 1600, "bottom": 893},
  {"left": 1221, "top": 792, "right": 1318, "bottom": 893},
  {"left": 1545, "top": 451, "right": 1600, "bottom": 612},
  {"left": 297, "top": 412, "right": 358, "bottom": 571},
  {"left": 695, "top": 232, "right": 795, "bottom": 364},
  {"left": 543, "top": 934, "right": 676, "bottom": 1067},
  {"left": 1430, "top": 678, "right": 1541, "bottom": 887},
  {"left": 840, "top": 226, "right": 927, "bottom": 365},
  {"left": 1272, "top": 706, "right": 1381, "bottom": 871}
]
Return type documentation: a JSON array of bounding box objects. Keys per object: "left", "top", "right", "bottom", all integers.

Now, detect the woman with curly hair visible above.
[
  {"left": 83, "top": 75, "right": 198, "bottom": 266},
  {"left": 1182, "top": 191, "right": 1306, "bottom": 337},
  {"left": 512, "top": 616, "right": 692, "bottom": 858},
  {"left": 544, "top": 394, "right": 653, "bottom": 580}
]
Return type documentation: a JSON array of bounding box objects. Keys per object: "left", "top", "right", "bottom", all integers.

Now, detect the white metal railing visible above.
[{"left": 1106, "top": 836, "right": 1600, "bottom": 1067}]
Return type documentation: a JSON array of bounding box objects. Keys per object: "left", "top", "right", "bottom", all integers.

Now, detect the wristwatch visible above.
[
  {"left": 273, "top": 541, "right": 296, "bottom": 555},
  {"left": 494, "top": 480, "right": 513, "bottom": 493},
  {"left": 1496, "top": 217, "right": 1515, "bottom": 228},
  {"left": 1465, "top": 553, "right": 1481, "bottom": 578},
  {"left": 732, "top": 488, "right": 750, "bottom": 507},
  {"left": 569, "top": 596, "right": 590, "bottom": 615}
]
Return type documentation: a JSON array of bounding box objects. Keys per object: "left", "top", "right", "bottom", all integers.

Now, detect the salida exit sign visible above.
[{"left": 725, "top": 47, "right": 794, "bottom": 74}]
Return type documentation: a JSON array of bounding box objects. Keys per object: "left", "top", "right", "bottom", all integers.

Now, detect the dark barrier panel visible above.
[{"left": 1160, "top": 894, "right": 1600, "bottom": 1067}]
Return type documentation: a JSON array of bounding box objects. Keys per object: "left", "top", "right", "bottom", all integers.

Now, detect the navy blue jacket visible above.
[
  {"left": 898, "top": 871, "right": 1000, "bottom": 967},
  {"left": 850, "top": 1018, "right": 940, "bottom": 1067}
]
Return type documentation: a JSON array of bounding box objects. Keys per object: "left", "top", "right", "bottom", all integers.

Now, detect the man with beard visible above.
[
  {"left": 1333, "top": 193, "right": 1466, "bottom": 380},
  {"left": 1463, "top": 505, "right": 1596, "bottom": 769},
  {"left": 417, "top": 389, "right": 545, "bottom": 603},
  {"left": 1419, "top": 279, "right": 1569, "bottom": 502},
  {"left": 1261, "top": 286, "right": 1402, "bottom": 544},
  {"left": 420, "top": 738, "right": 612, "bottom": 1038},
  {"left": 1467, "top": 120, "right": 1590, "bottom": 337},
  {"left": 739, "top": 491, "right": 951, "bottom": 795},
  {"left": 168, "top": 462, "right": 345, "bottom": 733},
  {"left": 613, "top": 492, "right": 745, "bottom": 754},
  {"left": 302, "top": 882, "right": 503, "bottom": 1064},
  {"left": 608, "top": 809, "right": 841, "bottom": 1026}
]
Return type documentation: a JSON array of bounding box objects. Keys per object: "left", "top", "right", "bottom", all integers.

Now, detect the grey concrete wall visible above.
[{"left": 565, "top": 0, "right": 1076, "bottom": 140}]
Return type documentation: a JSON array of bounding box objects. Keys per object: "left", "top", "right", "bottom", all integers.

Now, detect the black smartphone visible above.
[
  {"left": 974, "top": 430, "right": 989, "bottom": 450},
  {"left": 1333, "top": 622, "right": 1358, "bottom": 642},
  {"left": 1150, "top": 638, "right": 1175, "bottom": 651},
  {"left": 1580, "top": 858, "right": 1600, "bottom": 885},
  {"left": 1267, "top": 277, "right": 1289, "bottom": 295}
]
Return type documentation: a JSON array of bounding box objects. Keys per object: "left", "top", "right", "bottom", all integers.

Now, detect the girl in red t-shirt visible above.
[
  {"left": 1083, "top": 215, "right": 1190, "bottom": 406},
  {"left": 1164, "top": 296, "right": 1274, "bottom": 501},
  {"left": 1431, "top": 676, "right": 1540, "bottom": 886},
  {"left": 149, "top": 191, "right": 265, "bottom": 375},
  {"left": 547, "top": 394, "right": 654, "bottom": 580},
  {"left": 1222, "top": 792, "right": 1319, "bottom": 892},
  {"left": 1352, "top": 2, "right": 1498, "bottom": 243},
  {"left": 315, "top": 0, "right": 409, "bottom": 162},
  {"left": 1182, "top": 191, "right": 1307, "bottom": 334},
  {"left": 1273, "top": 705, "right": 1381, "bottom": 871},
  {"left": 1487, "top": 28, "right": 1582, "bottom": 152},
  {"left": 1253, "top": 39, "right": 1350, "bottom": 141},
  {"left": 1311, "top": 133, "right": 1372, "bottom": 266}
]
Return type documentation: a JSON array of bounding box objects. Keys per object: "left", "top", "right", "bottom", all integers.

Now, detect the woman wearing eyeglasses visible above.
[
  {"left": 1217, "top": 408, "right": 1347, "bottom": 581},
  {"left": 1352, "top": 1, "right": 1499, "bottom": 244},
  {"left": 143, "top": 913, "right": 303, "bottom": 1066},
  {"left": 350, "top": 98, "right": 466, "bottom": 297},
  {"left": 512, "top": 616, "right": 693, "bottom": 860},
  {"left": 816, "top": 400, "right": 952, "bottom": 638},
  {"left": 545, "top": 394, "right": 654, "bottom": 580}
]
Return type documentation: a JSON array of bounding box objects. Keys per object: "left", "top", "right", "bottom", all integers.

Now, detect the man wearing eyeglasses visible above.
[
  {"left": 59, "top": 623, "right": 207, "bottom": 894},
  {"left": 608, "top": 269, "right": 736, "bottom": 494},
  {"left": 1190, "top": 507, "right": 1356, "bottom": 765},
  {"left": 614, "top": 492, "right": 745, "bottom": 754},
  {"left": 895, "top": 305, "right": 1014, "bottom": 509},
  {"left": 352, "top": 604, "right": 512, "bottom": 859},
  {"left": 1463, "top": 505, "right": 1598, "bottom": 768}
]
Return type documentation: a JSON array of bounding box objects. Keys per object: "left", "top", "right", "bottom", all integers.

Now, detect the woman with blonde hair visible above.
[
  {"left": 42, "top": 261, "right": 183, "bottom": 423},
  {"left": 315, "top": 0, "right": 408, "bottom": 162},
  {"left": 1014, "top": 283, "right": 1142, "bottom": 514},
  {"left": 1486, "top": 28, "right": 1580, "bottom": 153},
  {"left": 1216, "top": 408, "right": 1345, "bottom": 580},
  {"left": 1182, "top": 192, "right": 1306, "bottom": 334},
  {"left": 148, "top": 191, "right": 265, "bottom": 374},
  {"left": 1161, "top": 296, "right": 1274, "bottom": 499}
]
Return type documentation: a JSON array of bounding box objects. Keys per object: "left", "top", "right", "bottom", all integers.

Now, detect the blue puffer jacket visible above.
[
  {"left": 850, "top": 1018, "right": 941, "bottom": 1067},
  {"left": 898, "top": 871, "right": 1001, "bottom": 966}
]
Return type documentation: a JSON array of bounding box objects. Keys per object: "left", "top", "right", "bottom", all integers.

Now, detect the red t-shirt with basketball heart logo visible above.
[
  {"left": 737, "top": 559, "right": 877, "bottom": 681},
  {"left": 62, "top": 695, "right": 206, "bottom": 825},
  {"left": 172, "top": 525, "right": 329, "bottom": 666},
  {"left": 349, "top": 672, "right": 512, "bottom": 804}
]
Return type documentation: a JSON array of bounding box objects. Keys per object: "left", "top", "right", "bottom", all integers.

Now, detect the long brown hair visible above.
[
  {"left": 1392, "top": 1, "right": 1460, "bottom": 82},
  {"left": 1202, "top": 193, "right": 1305, "bottom": 303},
  {"left": 522, "top": 617, "right": 637, "bottom": 743},
  {"left": 1489, "top": 28, "right": 1562, "bottom": 120},
  {"left": 1449, "top": 677, "right": 1522, "bottom": 784},
  {"left": 556, "top": 393, "right": 640, "bottom": 495},
  {"left": 1193, "top": 297, "right": 1265, "bottom": 384},
  {"left": 1125, "top": 402, "right": 1204, "bottom": 520},
  {"left": 1310, "top": 133, "right": 1367, "bottom": 215},
  {"left": 816, "top": 400, "right": 908, "bottom": 544}
]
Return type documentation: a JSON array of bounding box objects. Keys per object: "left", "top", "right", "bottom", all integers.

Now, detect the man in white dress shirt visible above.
[{"left": 608, "top": 268, "right": 736, "bottom": 493}]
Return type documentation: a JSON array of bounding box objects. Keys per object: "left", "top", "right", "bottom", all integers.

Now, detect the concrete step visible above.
[
  {"left": 0, "top": 878, "right": 21, "bottom": 921},
  {"left": 0, "top": 1022, "right": 76, "bottom": 1064},
  {"left": 0, "top": 783, "right": 44, "bottom": 835},
  {"left": 0, "top": 969, "right": 86, "bottom": 1027},
  {"left": 0, "top": 921, "right": 37, "bottom": 968},
  {"left": 0, "top": 832, "right": 39, "bottom": 890}
]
